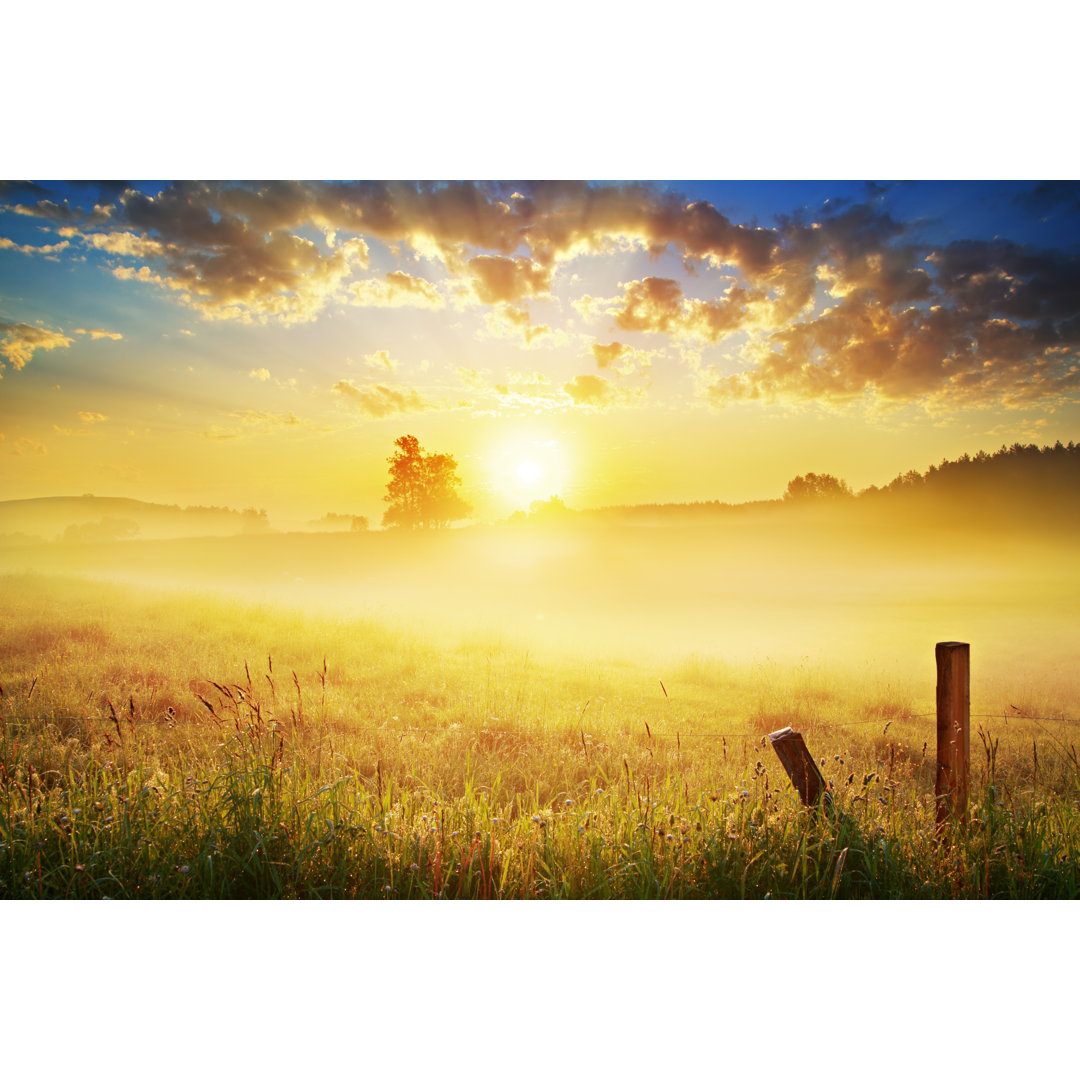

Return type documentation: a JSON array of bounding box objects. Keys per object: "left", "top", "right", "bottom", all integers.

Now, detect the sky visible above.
[{"left": 2, "top": 178, "right": 1080, "bottom": 526}]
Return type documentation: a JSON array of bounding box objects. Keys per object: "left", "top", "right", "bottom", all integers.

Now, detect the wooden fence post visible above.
[
  {"left": 935, "top": 641, "right": 970, "bottom": 828},
  {"left": 768, "top": 727, "right": 831, "bottom": 811}
]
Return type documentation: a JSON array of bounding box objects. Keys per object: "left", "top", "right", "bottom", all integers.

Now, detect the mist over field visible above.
[{"left": 6, "top": 492, "right": 1077, "bottom": 699}]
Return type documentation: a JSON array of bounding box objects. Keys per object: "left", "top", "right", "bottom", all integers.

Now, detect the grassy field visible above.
[{"left": 3, "top": 570, "right": 1079, "bottom": 899}]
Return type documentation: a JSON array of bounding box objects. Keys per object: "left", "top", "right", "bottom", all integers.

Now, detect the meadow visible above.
[{"left": 3, "top": 504, "right": 1079, "bottom": 899}]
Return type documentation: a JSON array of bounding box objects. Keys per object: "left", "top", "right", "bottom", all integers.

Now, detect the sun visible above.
[{"left": 515, "top": 459, "right": 543, "bottom": 485}]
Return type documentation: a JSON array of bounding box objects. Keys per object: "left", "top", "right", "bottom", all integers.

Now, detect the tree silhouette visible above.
[
  {"left": 783, "top": 472, "right": 853, "bottom": 500},
  {"left": 382, "top": 434, "right": 472, "bottom": 530}
]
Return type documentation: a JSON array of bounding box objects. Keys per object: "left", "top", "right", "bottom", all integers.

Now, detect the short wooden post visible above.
[
  {"left": 935, "top": 641, "right": 970, "bottom": 828},
  {"left": 768, "top": 727, "right": 831, "bottom": 811}
]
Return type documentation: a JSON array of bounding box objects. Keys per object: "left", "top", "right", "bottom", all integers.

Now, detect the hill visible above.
[{"left": 0, "top": 495, "right": 271, "bottom": 543}]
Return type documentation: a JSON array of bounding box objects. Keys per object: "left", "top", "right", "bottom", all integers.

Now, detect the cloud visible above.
[
  {"left": 53, "top": 183, "right": 372, "bottom": 324},
  {"left": 230, "top": 409, "right": 300, "bottom": 427},
  {"left": 1013, "top": 181, "right": 1080, "bottom": 216},
  {"left": 364, "top": 349, "right": 397, "bottom": 372},
  {"left": 0, "top": 321, "right": 73, "bottom": 374},
  {"left": 562, "top": 373, "right": 644, "bottom": 410},
  {"left": 592, "top": 341, "right": 629, "bottom": 368},
  {"left": 74, "top": 328, "right": 123, "bottom": 341},
  {"left": 249, "top": 367, "right": 271, "bottom": 380},
  {"left": 700, "top": 293, "right": 1080, "bottom": 411},
  {"left": 77, "top": 412, "right": 108, "bottom": 423},
  {"left": 350, "top": 270, "right": 444, "bottom": 309},
  {"left": 0, "top": 237, "right": 70, "bottom": 257},
  {"left": 466, "top": 255, "right": 551, "bottom": 304},
  {"left": 482, "top": 303, "right": 555, "bottom": 346},
  {"left": 591, "top": 340, "right": 653, "bottom": 375},
  {"left": 609, "top": 277, "right": 760, "bottom": 343},
  {"left": 11, "top": 437, "right": 47, "bottom": 455},
  {"left": 4, "top": 181, "right": 1080, "bottom": 412},
  {"left": 331, "top": 379, "right": 436, "bottom": 419}
]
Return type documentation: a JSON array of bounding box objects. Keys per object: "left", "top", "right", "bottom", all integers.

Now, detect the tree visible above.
[
  {"left": 382, "top": 434, "right": 472, "bottom": 529},
  {"left": 783, "top": 472, "right": 853, "bottom": 501}
]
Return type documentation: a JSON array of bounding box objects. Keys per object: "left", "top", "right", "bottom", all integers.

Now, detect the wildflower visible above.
[
  {"left": 178, "top": 865, "right": 190, "bottom": 874},
  {"left": 409, "top": 863, "right": 419, "bottom": 872}
]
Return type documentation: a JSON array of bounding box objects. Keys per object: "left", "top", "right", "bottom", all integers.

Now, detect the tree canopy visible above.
[
  {"left": 382, "top": 434, "right": 471, "bottom": 530},
  {"left": 783, "top": 472, "right": 853, "bottom": 501}
]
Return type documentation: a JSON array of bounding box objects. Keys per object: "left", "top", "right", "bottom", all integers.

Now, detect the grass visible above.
[{"left": 2, "top": 573, "right": 1079, "bottom": 899}]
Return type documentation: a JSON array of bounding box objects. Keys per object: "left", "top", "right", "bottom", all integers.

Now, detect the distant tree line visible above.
[
  {"left": 860, "top": 441, "right": 1080, "bottom": 502},
  {"left": 576, "top": 441, "right": 1079, "bottom": 523}
]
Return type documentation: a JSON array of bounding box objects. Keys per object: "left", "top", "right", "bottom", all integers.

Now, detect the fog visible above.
[{"left": 7, "top": 497, "right": 1078, "bottom": 695}]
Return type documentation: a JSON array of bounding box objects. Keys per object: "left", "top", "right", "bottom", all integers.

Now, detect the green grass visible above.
[{"left": 2, "top": 573, "right": 1079, "bottom": 898}]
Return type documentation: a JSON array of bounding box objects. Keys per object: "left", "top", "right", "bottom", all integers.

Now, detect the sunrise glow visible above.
[{"left": 1, "top": 180, "right": 1079, "bottom": 527}]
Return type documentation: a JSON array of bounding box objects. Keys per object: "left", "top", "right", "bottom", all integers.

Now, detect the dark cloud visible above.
[{"left": 1013, "top": 181, "right": 1080, "bottom": 216}]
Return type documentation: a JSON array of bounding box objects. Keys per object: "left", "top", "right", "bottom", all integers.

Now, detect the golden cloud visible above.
[
  {"left": 466, "top": 255, "right": 551, "bottom": 305},
  {"left": 77, "top": 412, "right": 108, "bottom": 423},
  {"left": 562, "top": 374, "right": 643, "bottom": 410},
  {"left": 350, "top": 270, "right": 444, "bottom": 309},
  {"left": 0, "top": 321, "right": 73, "bottom": 374},
  {"left": 611, "top": 277, "right": 761, "bottom": 342},
  {"left": 0, "top": 237, "right": 70, "bottom": 257},
  {"left": 230, "top": 410, "right": 300, "bottom": 426},
  {"left": 74, "top": 328, "right": 123, "bottom": 341},
  {"left": 331, "top": 379, "right": 436, "bottom": 419},
  {"left": 482, "top": 304, "right": 555, "bottom": 347},
  {"left": 701, "top": 293, "right": 1080, "bottom": 410}
]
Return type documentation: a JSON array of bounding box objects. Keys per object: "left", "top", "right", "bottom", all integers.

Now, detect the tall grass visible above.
[{"left": 2, "top": 573, "right": 1079, "bottom": 898}]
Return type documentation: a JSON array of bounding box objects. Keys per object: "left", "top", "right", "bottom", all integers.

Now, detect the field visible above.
[{"left": 3, "top": 507, "right": 1079, "bottom": 899}]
